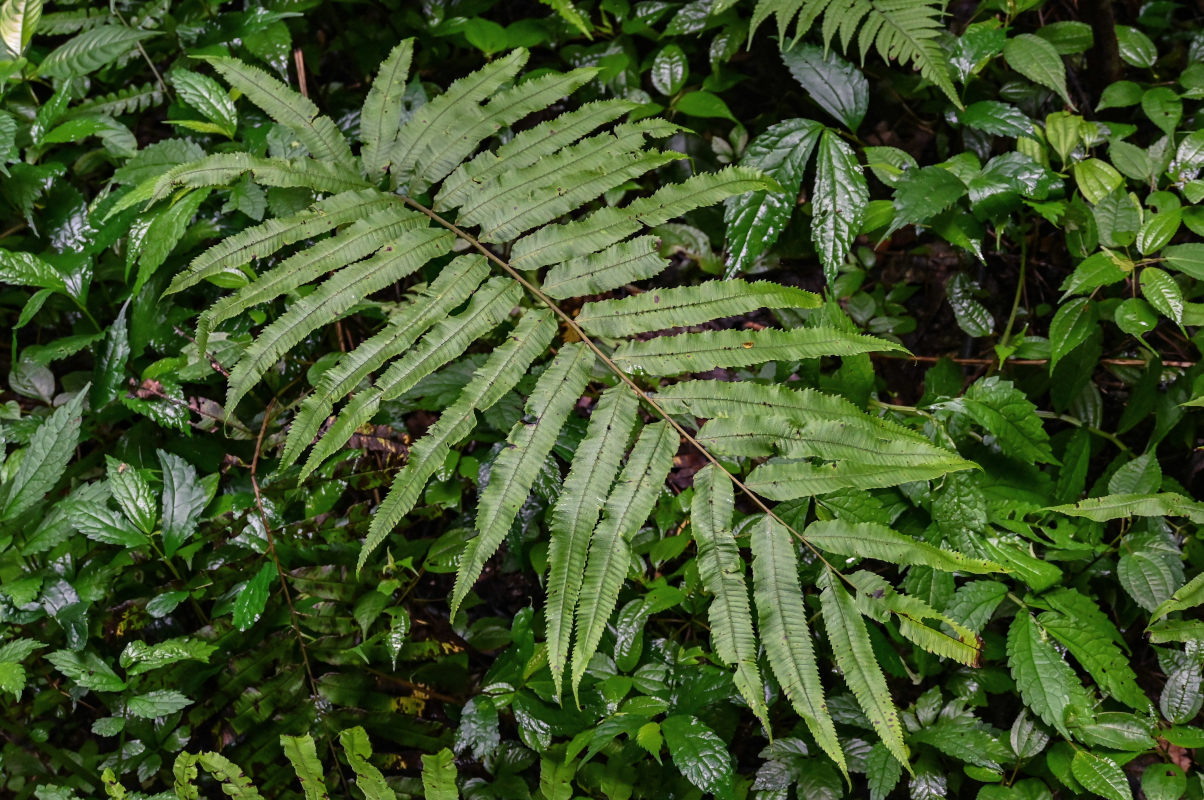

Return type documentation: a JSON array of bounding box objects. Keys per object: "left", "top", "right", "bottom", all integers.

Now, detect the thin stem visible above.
[
  {"left": 998, "top": 232, "right": 1028, "bottom": 357},
  {"left": 399, "top": 196, "right": 845, "bottom": 575},
  {"left": 1035, "top": 410, "right": 1131, "bottom": 454},
  {"left": 249, "top": 401, "right": 347, "bottom": 794}
]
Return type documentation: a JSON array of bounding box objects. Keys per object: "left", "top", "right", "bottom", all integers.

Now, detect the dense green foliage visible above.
[{"left": 3, "top": 1, "right": 1204, "bottom": 799}]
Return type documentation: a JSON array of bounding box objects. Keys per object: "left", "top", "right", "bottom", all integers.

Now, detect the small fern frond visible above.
[
  {"left": 198, "top": 55, "right": 356, "bottom": 169},
  {"left": 576, "top": 280, "right": 820, "bottom": 338},
  {"left": 360, "top": 310, "right": 558, "bottom": 571},
  {"left": 452, "top": 344, "right": 596, "bottom": 617},
  {"left": 570, "top": 421, "right": 678, "bottom": 698},
  {"left": 751, "top": 515, "right": 847, "bottom": 778},
  {"left": 545, "top": 385, "right": 639, "bottom": 697},
  {"left": 360, "top": 39, "right": 415, "bottom": 178},
  {"left": 692, "top": 466, "right": 770, "bottom": 731},
  {"left": 819, "top": 568, "right": 911, "bottom": 771},
  {"left": 224, "top": 228, "right": 454, "bottom": 411},
  {"left": 750, "top": 0, "right": 958, "bottom": 105}
]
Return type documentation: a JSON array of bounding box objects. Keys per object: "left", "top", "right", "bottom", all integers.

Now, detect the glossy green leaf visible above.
[
  {"left": 1003, "top": 34, "right": 1070, "bottom": 105},
  {"left": 781, "top": 43, "right": 868, "bottom": 130}
]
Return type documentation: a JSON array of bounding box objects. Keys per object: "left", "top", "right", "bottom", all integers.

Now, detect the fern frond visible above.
[
  {"left": 360, "top": 310, "right": 558, "bottom": 571},
  {"left": 511, "top": 166, "right": 774, "bottom": 270},
  {"left": 200, "top": 55, "right": 356, "bottom": 169},
  {"left": 224, "top": 228, "right": 454, "bottom": 410},
  {"left": 571, "top": 421, "right": 678, "bottom": 697},
  {"left": 452, "top": 343, "right": 596, "bottom": 617},
  {"left": 751, "top": 515, "right": 847, "bottom": 778},
  {"left": 750, "top": 0, "right": 958, "bottom": 106},
  {"left": 360, "top": 39, "right": 415, "bottom": 178},
  {"left": 804, "top": 519, "right": 1001, "bottom": 573},
  {"left": 819, "top": 568, "right": 911, "bottom": 771},
  {"left": 389, "top": 50, "right": 528, "bottom": 191},
  {"left": 612, "top": 327, "right": 904, "bottom": 376},
  {"left": 545, "top": 385, "right": 639, "bottom": 697},
  {"left": 748, "top": 458, "right": 969, "bottom": 498},
  {"left": 577, "top": 280, "right": 820, "bottom": 338},
  {"left": 196, "top": 207, "right": 424, "bottom": 350},
  {"left": 301, "top": 276, "right": 521, "bottom": 479},
  {"left": 692, "top": 466, "right": 770, "bottom": 731},
  {"left": 148, "top": 153, "right": 368, "bottom": 203},
  {"left": 437, "top": 99, "right": 637, "bottom": 209},
  {"left": 144, "top": 50, "right": 986, "bottom": 772},
  {"left": 542, "top": 236, "right": 666, "bottom": 300},
  {"left": 281, "top": 259, "right": 495, "bottom": 471},
  {"left": 166, "top": 190, "right": 402, "bottom": 293},
  {"left": 848, "top": 571, "right": 983, "bottom": 667}
]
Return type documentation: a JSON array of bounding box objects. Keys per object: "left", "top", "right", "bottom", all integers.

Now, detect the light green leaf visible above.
[
  {"left": 1004, "top": 34, "right": 1070, "bottom": 105},
  {"left": 804, "top": 519, "right": 1002, "bottom": 573},
  {"left": 662, "top": 715, "right": 735, "bottom": 800},
  {"left": 1, "top": 388, "right": 87, "bottom": 521},
  {"left": 421, "top": 749, "right": 458, "bottom": 800},
  {"left": 281, "top": 733, "right": 330, "bottom": 800},
  {"left": 1071, "top": 750, "right": 1134, "bottom": 800},
  {"left": 126, "top": 689, "right": 191, "bottom": 719},
  {"left": 39, "top": 26, "right": 159, "bottom": 79},
  {"left": 0, "top": 0, "right": 40, "bottom": 58},
  {"left": 233, "top": 562, "right": 276, "bottom": 631},
  {"left": 813, "top": 129, "right": 868, "bottom": 284},
  {"left": 1006, "top": 613, "right": 1084, "bottom": 738},
  {"left": 1073, "top": 159, "right": 1124, "bottom": 205},
  {"left": 338, "top": 727, "right": 393, "bottom": 800},
  {"left": 1047, "top": 492, "right": 1204, "bottom": 523}
]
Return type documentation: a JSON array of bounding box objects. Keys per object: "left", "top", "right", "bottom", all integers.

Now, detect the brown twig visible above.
[
  {"left": 293, "top": 47, "right": 308, "bottom": 99},
  {"left": 130, "top": 379, "right": 254, "bottom": 435},
  {"left": 173, "top": 325, "right": 231, "bottom": 377}
]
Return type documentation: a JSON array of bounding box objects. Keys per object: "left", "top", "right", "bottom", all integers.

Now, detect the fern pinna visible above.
[{"left": 127, "top": 40, "right": 996, "bottom": 774}]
